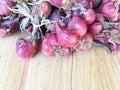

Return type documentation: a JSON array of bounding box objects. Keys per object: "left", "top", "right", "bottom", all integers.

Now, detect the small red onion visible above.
[
  {"left": 88, "top": 22, "right": 103, "bottom": 35},
  {"left": 40, "top": 34, "right": 59, "bottom": 56},
  {"left": 16, "top": 37, "right": 37, "bottom": 59},
  {"left": 99, "top": 1, "right": 116, "bottom": 20},
  {"left": 73, "top": 32, "right": 93, "bottom": 52},
  {"left": 80, "top": 8, "right": 96, "bottom": 25}
]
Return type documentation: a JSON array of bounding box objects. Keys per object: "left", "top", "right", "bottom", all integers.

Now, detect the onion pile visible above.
[{"left": 0, "top": 0, "right": 120, "bottom": 59}]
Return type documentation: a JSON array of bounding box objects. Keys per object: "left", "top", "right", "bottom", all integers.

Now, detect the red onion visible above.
[
  {"left": 80, "top": 8, "right": 96, "bottom": 25},
  {"left": 55, "top": 19, "right": 80, "bottom": 47},
  {"left": 98, "top": 1, "right": 116, "bottom": 20},
  {"left": 40, "top": 34, "right": 59, "bottom": 56},
  {"left": 0, "top": 0, "right": 15, "bottom": 15},
  {"left": 40, "top": 33, "right": 71, "bottom": 57},
  {"left": 96, "top": 13, "right": 105, "bottom": 25},
  {"left": 35, "top": 1, "right": 52, "bottom": 18},
  {"left": 16, "top": 37, "right": 37, "bottom": 59},
  {"left": 88, "top": 22, "right": 103, "bottom": 35},
  {"left": 67, "top": 15, "right": 87, "bottom": 37},
  {"left": 73, "top": 32, "right": 93, "bottom": 52}
]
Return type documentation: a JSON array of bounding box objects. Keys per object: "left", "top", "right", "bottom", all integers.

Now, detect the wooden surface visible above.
[{"left": 0, "top": 32, "right": 120, "bottom": 90}]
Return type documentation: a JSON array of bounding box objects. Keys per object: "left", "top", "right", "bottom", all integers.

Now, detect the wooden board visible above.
[{"left": 0, "top": 32, "right": 120, "bottom": 90}]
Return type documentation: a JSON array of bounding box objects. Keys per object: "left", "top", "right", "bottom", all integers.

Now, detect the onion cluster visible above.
[{"left": 1, "top": 0, "right": 120, "bottom": 59}]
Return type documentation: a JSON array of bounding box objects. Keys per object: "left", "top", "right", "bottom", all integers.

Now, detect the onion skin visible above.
[
  {"left": 59, "top": 47, "right": 70, "bottom": 57},
  {"left": 0, "top": 17, "right": 18, "bottom": 37},
  {"left": 67, "top": 15, "right": 87, "bottom": 37},
  {"left": 55, "top": 19, "right": 80, "bottom": 47},
  {"left": 80, "top": 9, "right": 96, "bottom": 25},
  {"left": 48, "top": 9, "right": 65, "bottom": 21},
  {"left": 0, "top": 0, "right": 15, "bottom": 15},
  {"left": 88, "top": 22, "right": 103, "bottom": 35},
  {"left": 0, "top": 27, "right": 14, "bottom": 37},
  {"left": 16, "top": 37, "right": 37, "bottom": 59}
]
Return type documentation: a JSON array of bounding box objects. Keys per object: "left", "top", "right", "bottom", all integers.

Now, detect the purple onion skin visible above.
[
  {"left": 0, "top": 17, "right": 19, "bottom": 37},
  {"left": 48, "top": 9, "right": 65, "bottom": 21},
  {"left": 110, "top": 44, "right": 120, "bottom": 53},
  {"left": 94, "top": 35, "right": 110, "bottom": 43}
]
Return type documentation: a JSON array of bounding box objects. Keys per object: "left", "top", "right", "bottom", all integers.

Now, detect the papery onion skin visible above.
[{"left": 16, "top": 37, "right": 37, "bottom": 59}]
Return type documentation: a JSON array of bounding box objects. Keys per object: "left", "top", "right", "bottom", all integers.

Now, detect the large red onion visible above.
[
  {"left": 55, "top": 19, "right": 80, "bottom": 47},
  {"left": 67, "top": 15, "right": 87, "bottom": 37}
]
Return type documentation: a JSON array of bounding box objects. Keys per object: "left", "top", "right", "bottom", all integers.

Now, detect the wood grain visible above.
[{"left": 0, "top": 32, "right": 120, "bottom": 90}]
